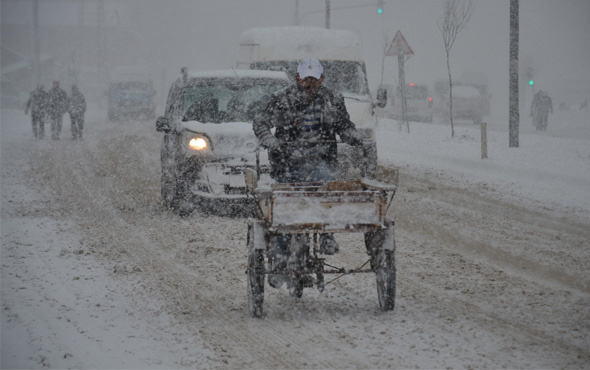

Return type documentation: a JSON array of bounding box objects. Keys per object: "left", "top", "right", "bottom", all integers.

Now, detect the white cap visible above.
[{"left": 297, "top": 58, "right": 323, "bottom": 79}]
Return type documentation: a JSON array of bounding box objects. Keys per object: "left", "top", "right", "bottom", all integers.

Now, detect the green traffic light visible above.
[
  {"left": 377, "top": 8, "right": 383, "bottom": 14},
  {"left": 529, "top": 80, "right": 534, "bottom": 86}
]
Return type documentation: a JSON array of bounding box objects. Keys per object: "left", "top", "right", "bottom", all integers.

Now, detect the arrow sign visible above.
[{"left": 385, "top": 30, "right": 414, "bottom": 56}]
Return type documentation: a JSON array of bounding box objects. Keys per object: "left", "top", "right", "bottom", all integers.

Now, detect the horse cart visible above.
[{"left": 245, "top": 168, "right": 398, "bottom": 318}]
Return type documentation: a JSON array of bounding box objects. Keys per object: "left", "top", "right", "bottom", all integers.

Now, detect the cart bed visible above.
[{"left": 250, "top": 178, "right": 396, "bottom": 233}]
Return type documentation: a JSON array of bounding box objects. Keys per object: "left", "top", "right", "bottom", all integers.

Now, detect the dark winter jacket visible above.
[
  {"left": 68, "top": 90, "right": 87, "bottom": 117},
  {"left": 25, "top": 88, "right": 47, "bottom": 116},
  {"left": 531, "top": 91, "right": 553, "bottom": 116},
  {"left": 47, "top": 86, "right": 68, "bottom": 116},
  {"left": 253, "top": 84, "right": 362, "bottom": 179}
]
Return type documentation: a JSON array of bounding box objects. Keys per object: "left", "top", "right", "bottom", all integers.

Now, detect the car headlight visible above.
[
  {"left": 189, "top": 137, "right": 208, "bottom": 150},
  {"left": 181, "top": 131, "right": 211, "bottom": 156}
]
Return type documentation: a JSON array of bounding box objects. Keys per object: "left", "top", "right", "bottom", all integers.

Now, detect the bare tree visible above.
[{"left": 438, "top": 0, "right": 473, "bottom": 138}]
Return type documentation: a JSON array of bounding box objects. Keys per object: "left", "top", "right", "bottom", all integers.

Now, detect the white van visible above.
[{"left": 237, "top": 26, "right": 383, "bottom": 178}]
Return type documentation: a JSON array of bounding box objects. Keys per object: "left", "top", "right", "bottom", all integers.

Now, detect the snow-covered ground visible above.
[
  {"left": 2, "top": 105, "right": 589, "bottom": 368},
  {"left": 376, "top": 109, "right": 590, "bottom": 219}
]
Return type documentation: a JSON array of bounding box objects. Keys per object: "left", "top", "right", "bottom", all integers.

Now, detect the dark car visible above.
[
  {"left": 108, "top": 80, "right": 156, "bottom": 121},
  {"left": 155, "top": 68, "right": 291, "bottom": 216}
]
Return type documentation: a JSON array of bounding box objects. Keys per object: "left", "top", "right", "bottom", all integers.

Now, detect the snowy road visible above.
[{"left": 2, "top": 109, "right": 589, "bottom": 368}]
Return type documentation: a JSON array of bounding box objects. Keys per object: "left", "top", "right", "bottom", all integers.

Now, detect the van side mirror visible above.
[
  {"left": 376, "top": 88, "right": 387, "bottom": 108},
  {"left": 156, "top": 116, "right": 171, "bottom": 132}
]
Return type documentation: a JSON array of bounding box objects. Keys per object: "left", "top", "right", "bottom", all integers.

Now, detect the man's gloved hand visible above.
[
  {"left": 260, "top": 134, "right": 280, "bottom": 150},
  {"left": 361, "top": 141, "right": 374, "bottom": 158},
  {"left": 348, "top": 130, "right": 364, "bottom": 146},
  {"left": 291, "top": 149, "right": 304, "bottom": 160}
]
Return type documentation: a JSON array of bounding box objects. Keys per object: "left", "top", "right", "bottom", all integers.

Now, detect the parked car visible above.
[
  {"left": 452, "top": 86, "right": 484, "bottom": 124},
  {"left": 108, "top": 80, "right": 156, "bottom": 121},
  {"left": 456, "top": 71, "right": 491, "bottom": 115},
  {"left": 383, "top": 83, "right": 433, "bottom": 123},
  {"left": 155, "top": 68, "right": 291, "bottom": 216},
  {"left": 435, "top": 81, "right": 484, "bottom": 125}
]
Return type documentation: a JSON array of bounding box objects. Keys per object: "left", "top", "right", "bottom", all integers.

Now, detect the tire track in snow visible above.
[
  {"left": 395, "top": 171, "right": 590, "bottom": 292},
  {"left": 26, "top": 124, "right": 355, "bottom": 369},
  {"left": 391, "top": 171, "right": 590, "bottom": 360},
  {"left": 24, "top": 118, "right": 590, "bottom": 368}
]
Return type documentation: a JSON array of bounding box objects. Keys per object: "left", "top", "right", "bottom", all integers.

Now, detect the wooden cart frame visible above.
[{"left": 245, "top": 169, "right": 398, "bottom": 318}]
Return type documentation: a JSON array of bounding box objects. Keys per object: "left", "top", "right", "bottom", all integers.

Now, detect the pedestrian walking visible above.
[
  {"left": 24, "top": 84, "right": 48, "bottom": 139},
  {"left": 47, "top": 81, "right": 68, "bottom": 140},
  {"left": 67, "top": 85, "right": 87, "bottom": 140},
  {"left": 530, "top": 90, "right": 553, "bottom": 131}
]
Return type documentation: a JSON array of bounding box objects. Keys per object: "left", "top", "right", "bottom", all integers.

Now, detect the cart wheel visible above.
[
  {"left": 375, "top": 249, "right": 396, "bottom": 311},
  {"left": 247, "top": 226, "right": 265, "bottom": 318},
  {"left": 366, "top": 220, "right": 396, "bottom": 311},
  {"left": 315, "top": 258, "right": 325, "bottom": 293},
  {"left": 288, "top": 276, "right": 303, "bottom": 298},
  {"left": 287, "top": 234, "right": 310, "bottom": 298}
]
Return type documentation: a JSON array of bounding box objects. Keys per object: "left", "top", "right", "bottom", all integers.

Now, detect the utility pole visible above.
[
  {"left": 71, "top": 0, "right": 88, "bottom": 85},
  {"left": 325, "top": 0, "right": 330, "bottom": 29},
  {"left": 509, "top": 0, "right": 519, "bottom": 148},
  {"left": 96, "top": 0, "right": 108, "bottom": 93},
  {"left": 31, "top": 0, "right": 40, "bottom": 89},
  {"left": 77, "top": 0, "right": 109, "bottom": 102}
]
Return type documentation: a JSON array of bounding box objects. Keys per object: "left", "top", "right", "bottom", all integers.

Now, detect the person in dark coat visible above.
[
  {"left": 253, "top": 57, "right": 364, "bottom": 287},
  {"left": 530, "top": 90, "right": 553, "bottom": 131},
  {"left": 254, "top": 57, "right": 363, "bottom": 183},
  {"left": 67, "top": 85, "right": 87, "bottom": 140},
  {"left": 25, "top": 84, "right": 47, "bottom": 139},
  {"left": 47, "top": 81, "right": 68, "bottom": 140}
]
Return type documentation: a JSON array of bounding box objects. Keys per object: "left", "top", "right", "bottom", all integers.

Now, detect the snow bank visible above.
[{"left": 376, "top": 111, "right": 590, "bottom": 219}]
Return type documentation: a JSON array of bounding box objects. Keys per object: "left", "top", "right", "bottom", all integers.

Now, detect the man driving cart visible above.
[{"left": 253, "top": 57, "right": 365, "bottom": 288}]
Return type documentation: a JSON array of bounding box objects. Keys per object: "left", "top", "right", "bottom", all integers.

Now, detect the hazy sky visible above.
[{"left": 2, "top": 0, "right": 589, "bottom": 114}]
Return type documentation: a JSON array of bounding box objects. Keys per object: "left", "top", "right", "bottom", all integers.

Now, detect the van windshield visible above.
[{"left": 251, "top": 60, "right": 370, "bottom": 96}]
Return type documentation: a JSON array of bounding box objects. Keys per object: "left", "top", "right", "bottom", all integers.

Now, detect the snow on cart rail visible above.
[{"left": 248, "top": 177, "right": 396, "bottom": 233}]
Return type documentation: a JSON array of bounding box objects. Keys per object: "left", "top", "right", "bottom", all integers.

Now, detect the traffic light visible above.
[
  {"left": 526, "top": 66, "right": 534, "bottom": 86},
  {"left": 377, "top": 0, "right": 384, "bottom": 14}
]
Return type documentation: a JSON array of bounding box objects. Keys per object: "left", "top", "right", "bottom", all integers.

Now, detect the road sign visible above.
[
  {"left": 385, "top": 30, "right": 413, "bottom": 132},
  {"left": 385, "top": 30, "right": 414, "bottom": 56}
]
